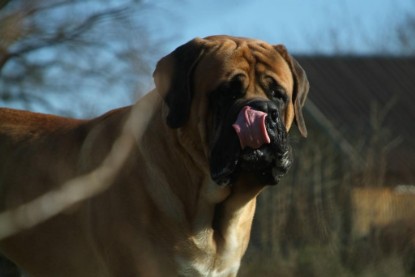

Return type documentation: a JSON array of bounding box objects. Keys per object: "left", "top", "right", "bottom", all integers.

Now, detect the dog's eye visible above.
[
  {"left": 228, "top": 74, "right": 246, "bottom": 100},
  {"left": 270, "top": 87, "right": 287, "bottom": 102},
  {"left": 268, "top": 79, "right": 288, "bottom": 103}
]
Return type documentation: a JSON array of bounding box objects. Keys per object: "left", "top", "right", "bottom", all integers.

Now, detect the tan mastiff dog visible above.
[{"left": 0, "top": 35, "right": 308, "bottom": 276}]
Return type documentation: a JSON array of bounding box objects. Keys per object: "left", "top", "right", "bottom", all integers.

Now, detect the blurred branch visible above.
[
  {"left": 305, "top": 100, "right": 363, "bottom": 166},
  {"left": 0, "top": 0, "right": 163, "bottom": 115},
  {"left": 0, "top": 0, "right": 12, "bottom": 10},
  {"left": 394, "top": 6, "right": 415, "bottom": 55},
  {"left": 0, "top": 5, "right": 128, "bottom": 71},
  {"left": 0, "top": 95, "right": 161, "bottom": 239},
  {"left": 361, "top": 99, "right": 402, "bottom": 187}
]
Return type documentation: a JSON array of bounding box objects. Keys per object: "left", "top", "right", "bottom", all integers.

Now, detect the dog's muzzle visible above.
[{"left": 210, "top": 99, "right": 292, "bottom": 186}]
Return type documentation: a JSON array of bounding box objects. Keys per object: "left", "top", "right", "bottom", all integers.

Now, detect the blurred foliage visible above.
[
  {"left": 0, "top": 0, "right": 168, "bottom": 116},
  {"left": 238, "top": 103, "right": 415, "bottom": 276},
  {"left": 396, "top": 7, "right": 415, "bottom": 55},
  {"left": 237, "top": 18, "right": 415, "bottom": 270}
]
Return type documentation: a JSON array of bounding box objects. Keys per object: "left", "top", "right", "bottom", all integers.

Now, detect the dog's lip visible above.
[
  {"left": 211, "top": 141, "right": 280, "bottom": 185},
  {"left": 239, "top": 146, "right": 275, "bottom": 169},
  {"left": 209, "top": 100, "right": 289, "bottom": 185}
]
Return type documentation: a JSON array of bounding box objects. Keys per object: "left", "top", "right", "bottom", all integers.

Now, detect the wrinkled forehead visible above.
[{"left": 193, "top": 37, "right": 293, "bottom": 93}]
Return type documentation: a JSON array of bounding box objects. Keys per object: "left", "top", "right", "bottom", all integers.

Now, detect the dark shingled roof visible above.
[{"left": 297, "top": 56, "right": 415, "bottom": 183}]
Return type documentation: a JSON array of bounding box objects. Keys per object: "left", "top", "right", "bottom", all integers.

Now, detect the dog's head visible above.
[{"left": 153, "top": 35, "right": 309, "bottom": 186}]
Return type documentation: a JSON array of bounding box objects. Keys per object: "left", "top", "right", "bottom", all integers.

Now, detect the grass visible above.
[{"left": 238, "top": 243, "right": 413, "bottom": 277}]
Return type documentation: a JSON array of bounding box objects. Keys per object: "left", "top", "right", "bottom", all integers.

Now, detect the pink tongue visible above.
[{"left": 232, "top": 106, "right": 271, "bottom": 149}]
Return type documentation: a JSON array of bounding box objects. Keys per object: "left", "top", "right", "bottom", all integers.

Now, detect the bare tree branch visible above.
[
  {"left": 0, "top": 0, "right": 163, "bottom": 115},
  {"left": 0, "top": 5, "right": 129, "bottom": 71}
]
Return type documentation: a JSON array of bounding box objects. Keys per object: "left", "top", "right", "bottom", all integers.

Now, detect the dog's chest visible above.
[
  {"left": 175, "top": 232, "right": 242, "bottom": 277},
  {"left": 176, "top": 256, "right": 240, "bottom": 277}
]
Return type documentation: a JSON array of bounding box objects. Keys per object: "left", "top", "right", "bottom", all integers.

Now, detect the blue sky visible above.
[
  {"left": 2, "top": 0, "right": 414, "bottom": 115},
  {"left": 155, "top": 0, "right": 413, "bottom": 55}
]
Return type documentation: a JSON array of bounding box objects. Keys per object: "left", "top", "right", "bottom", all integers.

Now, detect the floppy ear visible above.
[
  {"left": 274, "top": 44, "right": 309, "bottom": 137},
  {"left": 153, "top": 38, "right": 206, "bottom": 128}
]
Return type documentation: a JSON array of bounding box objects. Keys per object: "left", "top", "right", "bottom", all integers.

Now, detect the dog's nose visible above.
[{"left": 247, "top": 100, "right": 279, "bottom": 123}]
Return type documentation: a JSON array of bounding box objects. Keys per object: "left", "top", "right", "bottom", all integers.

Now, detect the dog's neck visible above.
[
  {"left": 172, "top": 176, "right": 263, "bottom": 276},
  {"left": 129, "top": 92, "right": 264, "bottom": 275},
  {"left": 80, "top": 94, "right": 263, "bottom": 275}
]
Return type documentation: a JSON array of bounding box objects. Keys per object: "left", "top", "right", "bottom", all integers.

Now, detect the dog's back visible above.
[
  {"left": 0, "top": 108, "right": 83, "bottom": 136},
  {"left": 0, "top": 108, "right": 87, "bottom": 207}
]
